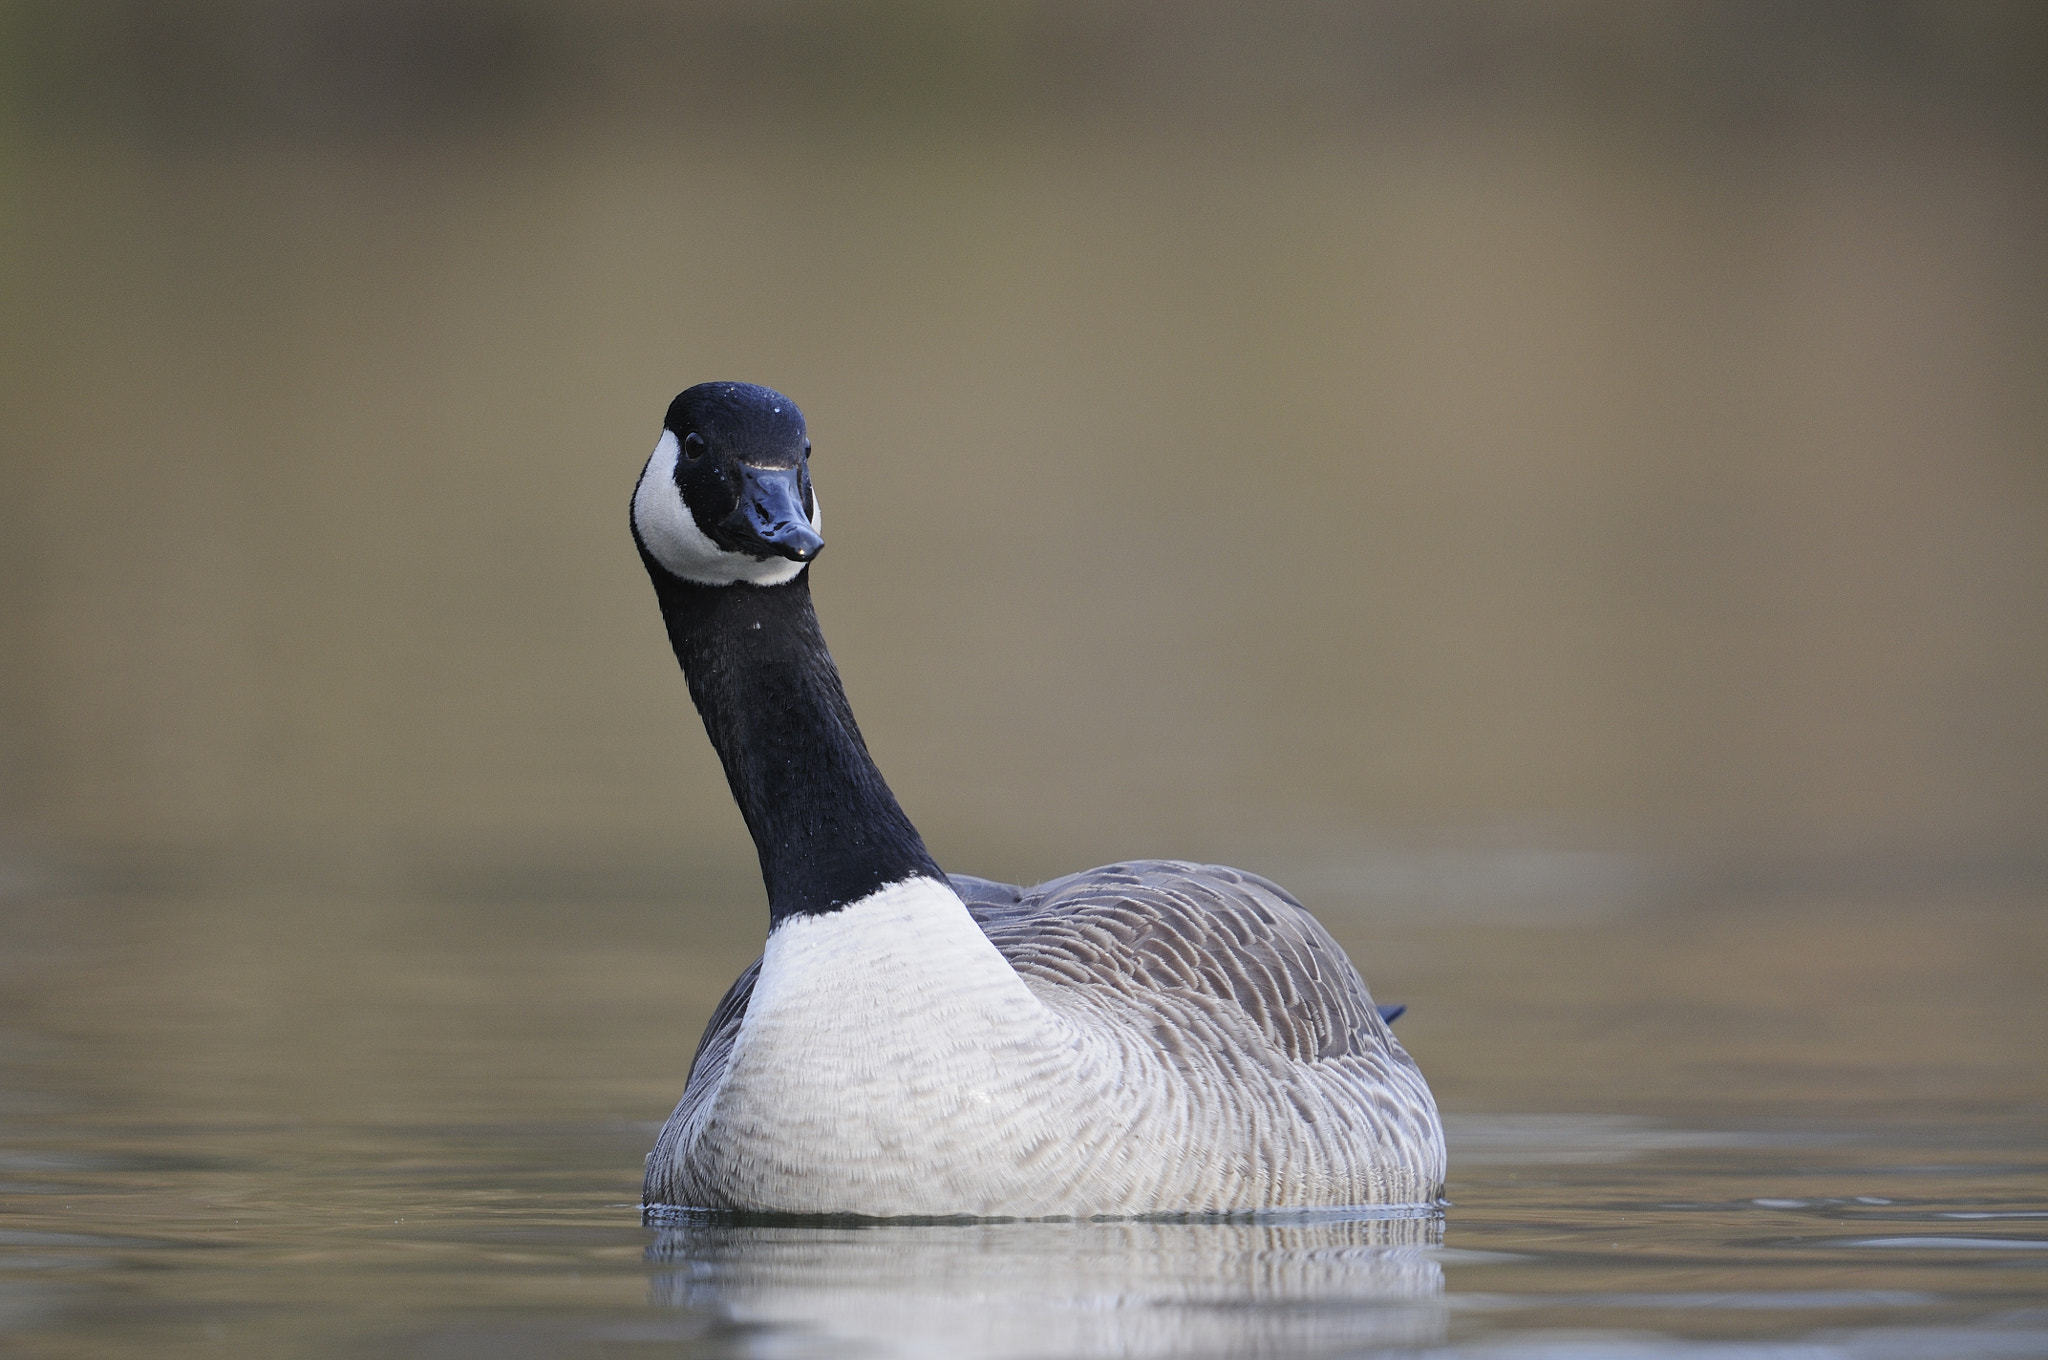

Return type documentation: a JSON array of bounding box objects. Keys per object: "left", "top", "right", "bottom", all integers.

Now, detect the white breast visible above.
[{"left": 663, "top": 878, "right": 1128, "bottom": 1216}]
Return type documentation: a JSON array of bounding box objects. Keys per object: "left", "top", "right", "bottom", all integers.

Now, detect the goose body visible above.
[{"left": 633, "top": 383, "right": 1445, "bottom": 1217}]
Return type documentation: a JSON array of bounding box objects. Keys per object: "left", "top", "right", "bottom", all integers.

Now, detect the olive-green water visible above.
[
  {"left": 2, "top": 885, "right": 2043, "bottom": 1358},
  {"left": 4, "top": 5, "right": 2046, "bottom": 1356}
]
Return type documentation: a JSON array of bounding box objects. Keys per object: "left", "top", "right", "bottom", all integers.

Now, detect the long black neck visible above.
[{"left": 646, "top": 556, "right": 943, "bottom": 920}]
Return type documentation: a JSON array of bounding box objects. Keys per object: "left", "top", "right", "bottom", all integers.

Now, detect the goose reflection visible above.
[{"left": 646, "top": 1211, "right": 1446, "bottom": 1359}]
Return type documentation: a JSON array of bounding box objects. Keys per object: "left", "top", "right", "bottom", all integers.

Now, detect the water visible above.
[{"left": 2, "top": 884, "right": 2041, "bottom": 1358}]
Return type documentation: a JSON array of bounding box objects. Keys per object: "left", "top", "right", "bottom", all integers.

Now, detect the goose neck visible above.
[{"left": 649, "top": 564, "right": 942, "bottom": 920}]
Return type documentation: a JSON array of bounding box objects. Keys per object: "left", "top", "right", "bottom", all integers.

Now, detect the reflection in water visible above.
[{"left": 647, "top": 1212, "right": 1445, "bottom": 1359}]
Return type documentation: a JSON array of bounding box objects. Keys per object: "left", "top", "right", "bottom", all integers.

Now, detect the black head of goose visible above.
[{"left": 632, "top": 381, "right": 1445, "bottom": 1217}]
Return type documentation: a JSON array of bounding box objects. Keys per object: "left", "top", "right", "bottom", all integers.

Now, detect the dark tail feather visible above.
[{"left": 1377, "top": 1003, "right": 1406, "bottom": 1025}]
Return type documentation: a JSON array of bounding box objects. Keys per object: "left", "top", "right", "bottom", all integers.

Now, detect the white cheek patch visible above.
[{"left": 632, "top": 430, "right": 823, "bottom": 587}]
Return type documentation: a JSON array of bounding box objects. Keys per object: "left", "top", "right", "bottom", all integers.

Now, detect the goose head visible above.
[{"left": 632, "top": 381, "right": 824, "bottom": 587}]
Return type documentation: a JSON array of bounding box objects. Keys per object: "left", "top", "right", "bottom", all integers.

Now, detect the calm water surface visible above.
[{"left": 2, "top": 880, "right": 2042, "bottom": 1358}]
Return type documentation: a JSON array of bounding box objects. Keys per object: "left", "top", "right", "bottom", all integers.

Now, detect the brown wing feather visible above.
[{"left": 963, "top": 861, "right": 1391, "bottom": 1065}]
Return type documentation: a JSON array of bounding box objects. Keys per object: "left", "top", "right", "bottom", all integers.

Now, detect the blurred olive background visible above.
[{"left": 2, "top": 0, "right": 2045, "bottom": 912}]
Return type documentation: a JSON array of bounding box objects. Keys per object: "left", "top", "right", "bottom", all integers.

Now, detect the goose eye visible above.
[{"left": 683, "top": 432, "right": 706, "bottom": 461}]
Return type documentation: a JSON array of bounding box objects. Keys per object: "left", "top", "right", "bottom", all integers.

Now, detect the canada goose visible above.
[{"left": 633, "top": 382, "right": 1445, "bottom": 1216}]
